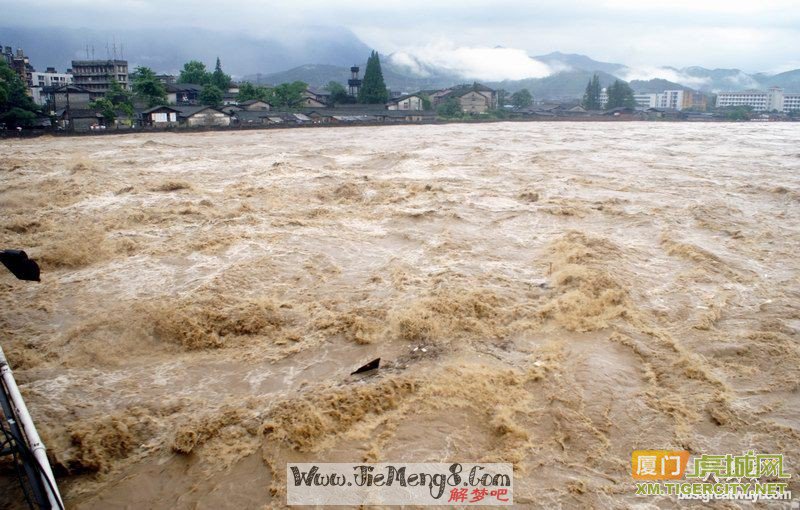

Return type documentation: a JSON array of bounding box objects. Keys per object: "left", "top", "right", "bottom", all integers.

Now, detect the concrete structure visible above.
[
  {"left": 682, "top": 91, "right": 708, "bottom": 111},
  {"left": 716, "top": 87, "right": 799, "bottom": 113},
  {"left": 716, "top": 90, "right": 768, "bottom": 110},
  {"left": 784, "top": 93, "right": 800, "bottom": 113},
  {"left": 2, "top": 45, "right": 34, "bottom": 88},
  {"left": 71, "top": 59, "right": 129, "bottom": 98},
  {"left": 658, "top": 90, "right": 685, "bottom": 110},
  {"left": 387, "top": 94, "right": 426, "bottom": 111},
  {"left": 629, "top": 90, "right": 706, "bottom": 111},
  {"left": 599, "top": 89, "right": 608, "bottom": 108},
  {"left": 348, "top": 66, "right": 361, "bottom": 97},
  {"left": 30, "top": 68, "right": 73, "bottom": 105},
  {"left": 633, "top": 93, "right": 658, "bottom": 108}
]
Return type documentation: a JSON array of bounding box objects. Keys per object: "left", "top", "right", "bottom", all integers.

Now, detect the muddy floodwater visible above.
[{"left": 1, "top": 122, "right": 799, "bottom": 508}]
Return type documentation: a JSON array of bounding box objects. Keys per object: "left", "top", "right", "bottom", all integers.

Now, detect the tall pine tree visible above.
[
  {"left": 211, "top": 57, "right": 231, "bottom": 90},
  {"left": 358, "top": 51, "right": 388, "bottom": 104},
  {"left": 582, "top": 74, "right": 601, "bottom": 110},
  {"left": 606, "top": 80, "right": 637, "bottom": 109}
]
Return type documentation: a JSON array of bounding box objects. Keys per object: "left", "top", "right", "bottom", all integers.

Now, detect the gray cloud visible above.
[{"left": 5, "top": 0, "right": 800, "bottom": 72}]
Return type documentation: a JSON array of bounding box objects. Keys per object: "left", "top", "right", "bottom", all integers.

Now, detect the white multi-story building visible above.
[
  {"left": 634, "top": 93, "right": 658, "bottom": 108},
  {"left": 30, "top": 68, "right": 73, "bottom": 105},
  {"left": 601, "top": 89, "right": 704, "bottom": 110},
  {"left": 785, "top": 93, "right": 800, "bottom": 113},
  {"left": 658, "top": 90, "right": 685, "bottom": 110},
  {"left": 716, "top": 87, "right": 799, "bottom": 113}
]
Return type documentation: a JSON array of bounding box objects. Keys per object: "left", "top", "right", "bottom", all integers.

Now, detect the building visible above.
[
  {"left": 165, "top": 83, "right": 203, "bottom": 105},
  {"left": 436, "top": 83, "right": 497, "bottom": 114},
  {"left": 71, "top": 59, "right": 129, "bottom": 98},
  {"left": 173, "top": 106, "right": 231, "bottom": 127},
  {"left": 682, "top": 91, "right": 708, "bottom": 111},
  {"left": 633, "top": 93, "right": 658, "bottom": 108},
  {"left": 156, "top": 74, "right": 177, "bottom": 85},
  {"left": 645, "top": 107, "right": 684, "bottom": 120},
  {"left": 716, "top": 89, "right": 768, "bottom": 110},
  {"left": 233, "top": 110, "right": 272, "bottom": 125},
  {"left": 2, "top": 45, "right": 34, "bottom": 89},
  {"left": 301, "top": 88, "right": 329, "bottom": 107},
  {"left": 30, "top": 68, "right": 73, "bottom": 105},
  {"left": 715, "top": 87, "right": 799, "bottom": 113},
  {"left": 239, "top": 99, "right": 271, "bottom": 111},
  {"left": 222, "top": 92, "right": 239, "bottom": 106},
  {"left": 141, "top": 105, "right": 180, "bottom": 127},
  {"left": 48, "top": 85, "right": 92, "bottom": 111},
  {"left": 656, "top": 90, "right": 685, "bottom": 110},
  {"left": 624, "top": 90, "right": 707, "bottom": 111},
  {"left": 428, "top": 89, "right": 452, "bottom": 105},
  {"left": 785, "top": 93, "right": 800, "bottom": 113},
  {"left": 54, "top": 108, "right": 103, "bottom": 131},
  {"left": 387, "top": 94, "right": 426, "bottom": 111}
]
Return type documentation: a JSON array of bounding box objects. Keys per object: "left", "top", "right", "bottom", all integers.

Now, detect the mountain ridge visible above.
[{"left": 2, "top": 25, "right": 798, "bottom": 98}]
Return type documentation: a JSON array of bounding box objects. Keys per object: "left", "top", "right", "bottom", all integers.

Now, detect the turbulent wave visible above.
[{"left": 1, "top": 124, "right": 799, "bottom": 508}]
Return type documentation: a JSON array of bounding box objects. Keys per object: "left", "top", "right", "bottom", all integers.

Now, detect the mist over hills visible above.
[
  {"left": 0, "top": 25, "right": 370, "bottom": 76},
  {"left": 2, "top": 24, "right": 798, "bottom": 99},
  {"left": 250, "top": 49, "right": 800, "bottom": 98}
]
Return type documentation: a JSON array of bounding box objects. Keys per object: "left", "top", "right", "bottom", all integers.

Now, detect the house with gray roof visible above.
[
  {"left": 435, "top": 83, "right": 497, "bottom": 113},
  {"left": 173, "top": 105, "right": 232, "bottom": 127}
]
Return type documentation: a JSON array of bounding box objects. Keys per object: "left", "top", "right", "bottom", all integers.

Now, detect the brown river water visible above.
[{"left": 1, "top": 122, "right": 799, "bottom": 508}]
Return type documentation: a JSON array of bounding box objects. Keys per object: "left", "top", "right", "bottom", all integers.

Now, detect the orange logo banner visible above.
[{"left": 632, "top": 450, "right": 690, "bottom": 480}]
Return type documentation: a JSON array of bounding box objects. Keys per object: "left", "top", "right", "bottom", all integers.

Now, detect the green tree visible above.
[
  {"left": 211, "top": 57, "right": 231, "bottom": 90},
  {"left": 436, "top": 97, "right": 462, "bottom": 118},
  {"left": 582, "top": 74, "right": 602, "bottom": 110},
  {"left": 421, "top": 94, "right": 432, "bottom": 111},
  {"left": 178, "top": 60, "right": 210, "bottom": 84},
  {"left": 237, "top": 82, "right": 271, "bottom": 102},
  {"left": 325, "top": 81, "right": 353, "bottom": 104},
  {"left": 267, "top": 81, "right": 307, "bottom": 108},
  {"left": 89, "top": 97, "right": 117, "bottom": 123},
  {"left": 511, "top": 88, "right": 533, "bottom": 108},
  {"left": 132, "top": 66, "right": 167, "bottom": 108},
  {"left": 106, "top": 79, "right": 132, "bottom": 106},
  {"left": 721, "top": 105, "right": 752, "bottom": 121},
  {"left": 605, "top": 80, "right": 637, "bottom": 109},
  {"left": 2, "top": 107, "right": 36, "bottom": 127},
  {"left": 200, "top": 84, "right": 223, "bottom": 107},
  {"left": 0, "top": 60, "right": 40, "bottom": 128},
  {"left": 105, "top": 79, "right": 134, "bottom": 118},
  {"left": 496, "top": 89, "right": 507, "bottom": 107},
  {"left": 358, "top": 51, "right": 389, "bottom": 104},
  {"left": 237, "top": 82, "right": 257, "bottom": 101}
]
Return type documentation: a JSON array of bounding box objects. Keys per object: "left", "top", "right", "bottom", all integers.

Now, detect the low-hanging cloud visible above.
[
  {"left": 389, "top": 42, "right": 555, "bottom": 81},
  {"left": 722, "top": 72, "right": 760, "bottom": 89},
  {"left": 619, "top": 66, "right": 711, "bottom": 89}
]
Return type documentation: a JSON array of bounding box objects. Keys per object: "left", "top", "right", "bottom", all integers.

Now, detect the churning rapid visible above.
[{"left": 0, "top": 122, "right": 799, "bottom": 508}]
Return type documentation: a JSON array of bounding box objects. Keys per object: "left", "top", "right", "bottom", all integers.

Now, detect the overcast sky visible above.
[{"left": 6, "top": 0, "right": 800, "bottom": 74}]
